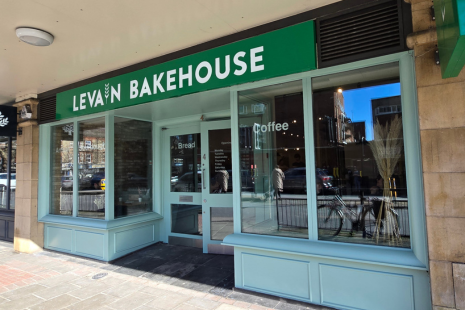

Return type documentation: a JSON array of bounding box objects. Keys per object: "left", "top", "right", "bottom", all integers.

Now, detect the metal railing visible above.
[
  {"left": 60, "top": 191, "right": 105, "bottom": 212},
  {"left": 276, "top": 198, "right": 308, "bottom": 229},
  {"left": 276, "top": 197, "right": 410, "bottom": 237}
]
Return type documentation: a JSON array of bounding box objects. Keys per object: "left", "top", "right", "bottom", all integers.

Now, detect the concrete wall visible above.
[{"left": 411, "top": 1, "right": 465, "bottom": 309}]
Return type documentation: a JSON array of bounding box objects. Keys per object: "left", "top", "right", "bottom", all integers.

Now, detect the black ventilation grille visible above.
[
  {"left": 316, "top": 0, "right": 409, "bottom": 68},
  {"left": 38, "top": 96, "right": 56, "bottom": 124}
]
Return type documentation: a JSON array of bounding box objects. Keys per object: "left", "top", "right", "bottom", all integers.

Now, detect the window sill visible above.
[
  {"left": 222, "top": 233, "right": 427, "bottom": 271},
  {"left": 39, "top": 212, "right": 163, "bottom": 230}
]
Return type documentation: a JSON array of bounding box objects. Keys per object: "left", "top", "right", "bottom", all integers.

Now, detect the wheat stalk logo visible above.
[
  {"left": 105, "top": 83, "right": 109, "bottom": 104},
  {"left": 0, "top": 112, "right": 9, "bottom": 127}
]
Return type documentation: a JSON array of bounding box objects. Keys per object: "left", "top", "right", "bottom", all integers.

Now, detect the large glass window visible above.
[
  {"left": 238, "top": 81, "right": 308, "bottom": 239},
  {"left": 313, "top": 63, "right": 410, "bottom": 248},
  {"left": 78, "top": 118, "right": 105, "bottom": 219},
  {"left": 114, "top": 118, "right": 152, "bottom": 218},
  {"left": 50, "top": 124, "right": 74, "bottom": 215}
]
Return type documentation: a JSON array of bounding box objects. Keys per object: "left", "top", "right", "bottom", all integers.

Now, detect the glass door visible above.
[
  {"left": 200, "top": 120, "right": 233, "bottom": 254},
  {"left": 163, "top": 121, "right": 233, "bottom": 253},
  {"left": 164, "top": 125, "right": 203, "bottom": 248}
]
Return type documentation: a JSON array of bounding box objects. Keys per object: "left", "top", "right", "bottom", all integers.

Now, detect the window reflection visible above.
[
  {"left": 50, "top": 125, "right": 73, "bottom": 215},
  {"left": 313, "top": 63, "right": 410, "bottom": 248},
  {"left": 114, "top": 118, "right": 152, "bottom": 218},
  {"left": 211, "top": 207, "right": 233, "bottom": 240},
  {"left": 171, "top": 204, "right": 202, "bottom": 235},
  {"left": 78, "top": 118, "right": 105, "bottom": 219},
  {"left": 0, "top": 137, "right": 16, "bottom": 211},
  {"left": 238, "top": 81, "right": 308, "bottom": 239},
  {"left": 170, "top": 134, "right": 201, "bottom": 192}
]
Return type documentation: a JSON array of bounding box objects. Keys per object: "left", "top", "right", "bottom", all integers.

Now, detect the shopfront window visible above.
[
  {"left": 238, "top": 81, "right": 308, "bottom": 239},
  {"left": 50, "top": 124, "right": 74, "bottom": 215},
  {"left": 78, "top": 118, "right": 105, "bottom": 219},
  {"left": 0, "top": 137, "right": 16, "bottom": 211},
  {"left": 114, "top": 118, "right": 152, "bottom": 218},
  {"left": 312, "top": 63, "right": 410, "bottom": 248}
]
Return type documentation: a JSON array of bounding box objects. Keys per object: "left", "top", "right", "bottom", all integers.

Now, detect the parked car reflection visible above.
[
  {"left": 282, "top": 167, "right": 334, "bottom": 195},
  {"left": 61, "top": 175, "right": 73, "bottom": 190},
  {"left": 172, "top": 171, "right": 202, "bottom": 192}
]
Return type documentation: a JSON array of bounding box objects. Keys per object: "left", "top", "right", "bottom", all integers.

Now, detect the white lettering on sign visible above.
[
  {"left": 69, "top": 46, "right": 264, "bottom": 113},
  {"left": 178, "top": 141, "right": 196, "bottom": 149},
  {"left": 179, "top": 65, "right": 192, "bottom": 88},
  {"left": 73, "top": 83, "right": 122, "bottom": 111},
  {"left": 111, "top": 84, "right": 120, "bottom": 103},
  {"left": 251, "top": 46, "right": 264, "bottom": 72},
  {"left": 140, "top": 78, "right": 152, "bottom": 97},
  {"left": 195, "top": 61, "right": 212, "bottom": 84},
  {"left": 234, "top": 51, "right": 247, "bottom": 76},
  {"left": 253, "top": 122, "right": 289, "bottom": 133},
  {"left": 167, "top": 69, "right": 176, "bottom": 91},
  {"left": 215, "top": 55, "right": 230, "bottom": 79}
]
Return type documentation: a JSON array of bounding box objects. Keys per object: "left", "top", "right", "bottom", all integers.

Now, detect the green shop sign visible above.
[
  {"left": 56, "top": 21, "right": 316, "bottom": 120},
  {"left": 434, "top": 0, "right": 465, "bottom": 78}
]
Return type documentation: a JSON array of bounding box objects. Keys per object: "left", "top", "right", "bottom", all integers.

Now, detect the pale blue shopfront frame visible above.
[{"left": 37, "top": 51, "right": 431, "bottom": 310}]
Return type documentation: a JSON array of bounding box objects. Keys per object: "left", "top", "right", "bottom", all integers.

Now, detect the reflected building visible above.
[{"left": 371, "top": 95, "right": 402, "bottom": 127}]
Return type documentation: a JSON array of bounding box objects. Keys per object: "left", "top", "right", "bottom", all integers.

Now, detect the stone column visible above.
[
  {"left": 410, "top": 1, "right": 465, "bottom": 309},
  {"left": 13, "top": 98, "right": 43, "bottom": 253}
]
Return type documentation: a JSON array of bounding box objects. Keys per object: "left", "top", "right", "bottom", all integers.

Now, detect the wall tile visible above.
[
  {"left": 430, "top": 260, "right": 455, "bottom": 308},
  {"left": 421, "top": 128, "right": 465, "bottom": 173},
  {"left": 23, "top": 126, "right": 32, "bottom": 145},
  {"left": 23, "top": 180, "right": 31, "bottom": 200},
  {"left": 427, "top": 216, "right": 465, "bottom": 263},
  {"left": 412, "top": 8, "right": 435, "bottom": 32},
  {"left": 31, "top": 162, "right": 39, "bottom": 180},
  {"left": 32, "top": 126, "right": 39, "bottom": 145},
  {"left": 22, "top": 144, "right": 33, "bottom": 164},
  {"left": 453, "top": 263, "right": 465, "bottom": 309},
  {"left": 32, "top": 144, "right": 39, "bottom": 164},
  {"left": 412, "top": 1, "right": 435, "bottom": 12},
  {"left": 15, "top": 180, "right": 24, "bottom": 199},
  {"left": 14, "top": 215, "right": 31, "bottom": 238},
  {"left": 415, "top": 44, "right": 465, "bottom": 88},
  {"left": 16, "top": 146, "right": 23, "bottom": 164},
  {"left": 424, "top": 173, "right": 465, "bottom": 218},
  {"left": 418, "top": 83, "right": 465, "bottom": 130}
]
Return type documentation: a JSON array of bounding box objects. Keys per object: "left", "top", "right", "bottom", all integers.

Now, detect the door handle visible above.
[{"left": 202, "top": 169, "right": 206, "bottom": 189}]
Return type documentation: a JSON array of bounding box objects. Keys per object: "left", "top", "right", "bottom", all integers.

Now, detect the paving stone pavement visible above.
[{"left": 0, "top": 241, "right": 336, "bottom": 310}]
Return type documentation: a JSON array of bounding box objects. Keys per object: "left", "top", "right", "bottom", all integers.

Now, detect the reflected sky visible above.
[{"left": 343, "top": 83, "right": 400, "bottom": 141}]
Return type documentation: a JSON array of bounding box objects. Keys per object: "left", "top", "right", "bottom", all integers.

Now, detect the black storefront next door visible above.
[{"left": 0, "top": 105, "right": 17, "bottom": 242}]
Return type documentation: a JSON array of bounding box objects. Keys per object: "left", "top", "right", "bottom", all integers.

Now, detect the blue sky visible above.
[{"left": 342, "top": 83, "right": 401, "bottom": 141}]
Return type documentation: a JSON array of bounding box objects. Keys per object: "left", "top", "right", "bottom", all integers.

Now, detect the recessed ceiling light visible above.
[{"left": 16, "top": 27, "right": 54, "bottom": 46}]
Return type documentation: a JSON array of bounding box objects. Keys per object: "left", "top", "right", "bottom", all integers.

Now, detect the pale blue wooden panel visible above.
[
  {"left": 114, "top": 224, "right": 155, "bottom": 254},
  {"left": 320, "top": 264, "right": 414, "bottom": 310},
  {"left": 75, "top": 230, "right": 105, "bottom": 259},
  {"left": 46, "top": 226, "right": 73, "bottom": 252},
  {"left": 242, "top": 253, "right": 311, "bottom": 300}
]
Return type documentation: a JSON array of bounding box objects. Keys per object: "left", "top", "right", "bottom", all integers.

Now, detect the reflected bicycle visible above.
[{"left": 317, "top": 195, "right": 400, "bottom": 238}]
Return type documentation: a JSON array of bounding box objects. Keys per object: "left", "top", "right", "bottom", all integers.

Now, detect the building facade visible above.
[{"left": 2, "top": 0, "right": 465, "bottom": 309}]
